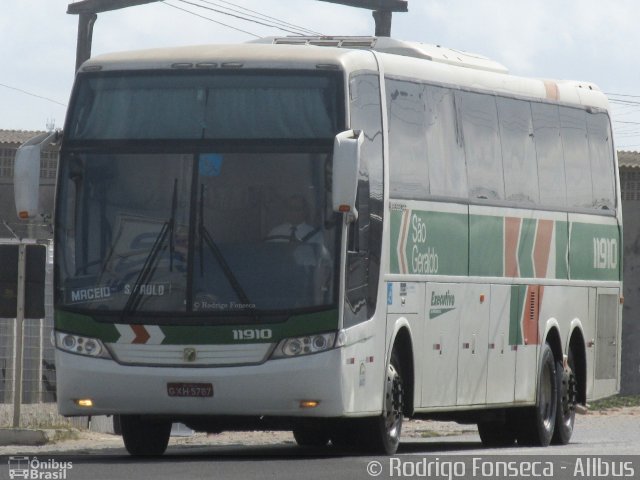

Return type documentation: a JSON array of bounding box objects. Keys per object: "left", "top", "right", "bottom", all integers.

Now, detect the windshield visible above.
[
  {"left": 56, "top": 151, "right": 339, "bottom": 315},
  {"left": 57, "top": 70, "right": 343, "bottom": 318},
  {"left": 67, "top": 71, "right": 340, "bottom": 140}
]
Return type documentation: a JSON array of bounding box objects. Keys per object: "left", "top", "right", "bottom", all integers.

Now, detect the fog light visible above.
[
  {"left": 299, "top": 400, "right": 319, "bottom": 409},
  {"left": 75, "top": 399, "right": 94, "bottom": 407}
]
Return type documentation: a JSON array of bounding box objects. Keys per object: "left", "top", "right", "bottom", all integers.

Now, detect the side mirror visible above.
[
  {"left": 332, "top": 129, "right": 363, "bottom": 219},
  {"left": 14, "top": 131, "right": 58, "bottom": 220}
]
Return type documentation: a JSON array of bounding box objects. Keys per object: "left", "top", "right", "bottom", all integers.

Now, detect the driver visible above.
[{"left": 265, "top": 194, "right": 321, "bottom": 244}]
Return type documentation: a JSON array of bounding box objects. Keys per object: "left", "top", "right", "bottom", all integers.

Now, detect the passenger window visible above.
[
  {"left": 587, "top": 112, "right": 615, "bottom": 210},
  {"left": 458, "top": 91, "right": 504, "bottom": 200},
  {"left": 531, "top": 103, "right": 566, "bottom": 208},
  {"left": 386, "top": 79, "right": 429, "bottom": 199},
  {"left": 497, "top": 98, "right": 539, "bottom": 204},
  {"left": 426, "top": 86, "right": 468, "bottom": 199},
  {"left": 560, "top": 107, "right": 592, "bottom": 209}
]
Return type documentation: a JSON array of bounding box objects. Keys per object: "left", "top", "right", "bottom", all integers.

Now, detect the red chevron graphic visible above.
[{"left": 131, "top": 325, "right": 150, "bottom": 344}]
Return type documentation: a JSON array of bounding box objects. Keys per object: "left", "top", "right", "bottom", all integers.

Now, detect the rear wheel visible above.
[
  {"left": 516, "top": 343, "right": 558, "bottom": 446},
  {"left": 552, "top": 349, "right": 577, "bottom": 445},
  {"left": 120, "top": 415, "right": 172, "bottom": 456}
]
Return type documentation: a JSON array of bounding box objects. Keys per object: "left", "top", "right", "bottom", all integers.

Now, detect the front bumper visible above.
[{"left": 56, "top": 346, "right": 345, "bottom": 417}]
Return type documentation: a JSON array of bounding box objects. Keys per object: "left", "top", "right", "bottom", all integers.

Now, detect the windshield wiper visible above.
[
  {"left": 198, "top": 184, "right": 252, "bottom": 308},
  {"left": 121, "top": 179, "right": 178, "bottom": 318}
]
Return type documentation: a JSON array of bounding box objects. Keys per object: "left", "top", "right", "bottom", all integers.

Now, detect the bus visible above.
[{"left": 16, "top": 36, "right": 622, "bottom": 456}]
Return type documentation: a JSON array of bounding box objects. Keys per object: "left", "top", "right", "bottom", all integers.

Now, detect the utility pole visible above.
[
  {"left": 317, "top": 0, "right": 408, "bottom": 36},
  {"left": 67, "top": 0, "right": 162, "bottom": 70}
]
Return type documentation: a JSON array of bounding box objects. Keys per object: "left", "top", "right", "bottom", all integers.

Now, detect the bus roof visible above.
[{"left": 81, "top": 37, "right": 610, "bottom": 111}]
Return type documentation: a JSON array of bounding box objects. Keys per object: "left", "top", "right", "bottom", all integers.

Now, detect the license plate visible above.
[{"left": 167, "top": 382, "right": 213, "bottom": 398}]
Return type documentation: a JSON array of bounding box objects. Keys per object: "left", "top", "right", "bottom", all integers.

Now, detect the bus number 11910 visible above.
[{"left": 232, "top": 329, "right": 273, "bottom": 341}]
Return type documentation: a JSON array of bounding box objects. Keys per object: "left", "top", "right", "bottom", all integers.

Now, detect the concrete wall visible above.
[{"left": 622, "top": 198, "right": 640, "bottom": 394}]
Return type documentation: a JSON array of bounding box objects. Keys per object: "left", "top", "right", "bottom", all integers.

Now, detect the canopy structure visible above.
[
  {"left": 67, "top": 0, "right": 409, "bottom": 70},
  {"left": 317, "top": 0, "right": 408, "bottom": 36}
]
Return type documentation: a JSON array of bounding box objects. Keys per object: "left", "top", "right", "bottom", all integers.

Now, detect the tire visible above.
[
  {"left": 360, "top": 351, "right": 405, "bottom": 455},
  {"left": 293, "top": 425, "right": 330, "bottom": 447},
  {"left": 120, "top": 415, "right": 172, "bottom": 456},
  {"left": 516, "top": 343, "right": 558, "bottom": 447},
  {"left": 552, "top": 349, "right": 577, "bottom": 445},
  {"left": 477, "top": 417, "right": 517, "bottom": 447}
]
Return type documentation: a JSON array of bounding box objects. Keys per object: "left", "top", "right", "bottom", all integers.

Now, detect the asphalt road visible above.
[{"left": 2, "top": 412, "right": 639, "bottom": 480}]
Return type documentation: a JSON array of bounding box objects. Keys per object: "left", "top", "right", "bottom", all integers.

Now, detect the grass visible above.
[{"left": 589, "top": 394, "right": 640, "bottom": 411}]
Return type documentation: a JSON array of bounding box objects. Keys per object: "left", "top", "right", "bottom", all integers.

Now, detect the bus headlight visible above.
[
  {"left": 271, "top": 332, "right": 336, "bottom": 359},
  {"left": 55, "top": 332, "right": 111, "bottom": 359}
]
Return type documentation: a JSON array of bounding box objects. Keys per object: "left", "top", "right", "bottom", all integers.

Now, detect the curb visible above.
[
  {"left": 0, "top": 429, "right": 48, "bottom": 447},
  {"left": 0, "top": 428, "right": 79, "bottom": 446}
]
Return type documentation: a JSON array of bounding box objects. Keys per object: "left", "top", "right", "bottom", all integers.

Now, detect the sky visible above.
[{"left": 2, "top": 0, "right": 640, "bottom": 150}]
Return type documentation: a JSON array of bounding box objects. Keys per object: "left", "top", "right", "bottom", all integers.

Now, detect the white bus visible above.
[{"left": 20, "top": 37, "right": 621, "bottom": 455}]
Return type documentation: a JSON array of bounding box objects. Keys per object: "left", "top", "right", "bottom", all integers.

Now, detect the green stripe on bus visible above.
[
  {"left": 509, "top": 285, "right": 524, "bottom": 346},
  {"left": 555, "top": 220, "right": 569, "bottom": 280},
  {"left": 55, "top": 310, "right": 120, "bottom": 342},
  {"left": 390, "top": 209, "right": 468, "bottom": 275},
  {"left": 517, "top": 218, "right": 537, "bottom": 278},
  {"left": 389, "top": 210, "right": 402, "bottom": 274},
  {"left": 55, "top": 309, "right": 339, "bottom": 344},
  {"left": 569, "top": 222, "right": 620, "bottom": 281},
  {"left": 469, "top": 215, "right": 503, "bottom": 277}
]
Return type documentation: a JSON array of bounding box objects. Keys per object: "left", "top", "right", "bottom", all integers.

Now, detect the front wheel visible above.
[
  {"left": 361, "top": 351, "right": 404, "bottom": 455},
  {"left": 120, "top": 415, "right": 172, "bottom": 456}
]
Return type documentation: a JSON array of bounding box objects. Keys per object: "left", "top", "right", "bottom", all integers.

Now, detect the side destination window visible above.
[
  {"left": 457, "top": 91, "right": 504, "bottom": 200},
  {"left": 386, "top": 79, "right": 429, "bottom": 199},
  {"left": 531, "top": 103, "right": 566, "bottom": 208},
  {"left": 497, "top": 97, "right": 539, "bottom": 204},
  {"left": 560, "top": 107, "right": 592, "bottom": 209},
  {"left": 425, "top": 86, "right": 468, "bottom": 199},
  {"left": 346, "top": 72, "right": 384, "bottom": 326},
  {"left": 587, "top": 111, "right": 616, "bottom": 210}
]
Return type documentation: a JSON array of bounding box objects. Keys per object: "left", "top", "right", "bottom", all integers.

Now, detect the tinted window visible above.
[
  {"left": 386, "top": 79, "right": 429, "bottom": 199},
  {"left": 426, "top": 86, "right": 468, "bottom": 198},
  {"left": 587, "top": 112, "right": 616, "bottom": 210},
  {"left": 497, "top": 97, "right": 539, "bottom": 203},
  {"left": 458, "top": 91, "right": 504, "bottom": 200},
  {"left": 531, "top": 103, "right": 566, "bottom": 207},
  {"left": 347, "top": 73, "right": 384, "bottom": 325},
  {"left": 67, "top": 72, "right": 341, "bottom": 140},
  {"left": 560, "top": 107, "right": 592, "bottom": 208}
]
